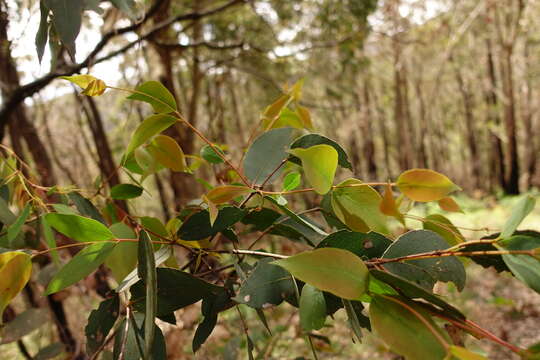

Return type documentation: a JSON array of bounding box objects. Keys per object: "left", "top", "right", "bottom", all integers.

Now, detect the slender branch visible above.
[{"left": 261, "top": 182, "right": 393, "bottom": 196}]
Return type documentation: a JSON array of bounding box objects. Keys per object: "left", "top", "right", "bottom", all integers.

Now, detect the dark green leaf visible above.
[
  {"left": 242, "top": 208, "right": 281, "bottom": 231},
  {"left": 370, "top": 269, "right": 465, "bottom": 320},
  {"left": 233, "top": 258, "right": 295, "bottom": 308},
  {"left": 41, "top": 216, "right": 59, "bottom": 264},
  {"left": 85, "top": 294, "right": 120, "bottom": 355},
  {"left": 44, "top": 0, "right": 83, "bottom": 56},
  {"left": 46, "top": 242, "right": 116, "bottom": 294},
  {"left": 193, "top": 289, "right": 231, "bottom": 352},
  {"left": 243, "top": 127, "right": 293, "bottom": 185},
  {"left": 317, "top": 230, "right": 392, "bottom": 260},
  {"left": 44, "top": 213, "right": 114, "bottom": 242},
  {"left": 110, "top": 0, "right": 138, "bottom": 20},
  {"left": 501, "top": 235, "right": 540, "bottom": 293},
  {"left": 130, "top": 268, "right": 223, "bottom": 316},
  {"left": 137, "top": 231, "right": 157, "bottom": 359},
  {"left": 35, "top": 1, "right": 49, "bottom": 63},
  {"left": 127, "top": 81, "right": 177, "bottom": 114},
  {"left": 177, "top": 206, "right": 246, "bottom": 240},
  {"left": 459, "top": 242, "right": 509, "bottom": 273},
  {"left": 343, "top": 299, "right": 370, "bottom": 342},
  {"left": 265, "top": 196, "right": 327, "bottom": 239},
  {"left": 289, "top": 133, "right": 352, "bottom": 170},
  {"left": 116, "top": 246, "right": 172, "bottom": 293},
  {"left": 0, "top": 308, "right": 49, "bottom": 344},
  {"left": 200, "top": 145, "right": 225, "bottom": 164},
  {"left": 113, "top": 313, "right": 166, "bottom": 360},
  {"left": 68, "top": 192, "right": 105, "bottom": 224},
  {"left": 105, "top": 222, "right": 138, "bottom": 282},
  {"left": 299, "top": 284, "right": 326, "bottom": 331},
  {"left": 382, "top": 230, "right": 466, "bottom": 291},
  {"left": 111, "top": 184, "right": 143, "bottom": 200}
]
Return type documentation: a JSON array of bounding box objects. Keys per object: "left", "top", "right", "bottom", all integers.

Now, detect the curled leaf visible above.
[
  {"left": 0, "top": 252, "right": 32, "bottom": 322},
  {"left": 61, "top": 75, "right": 106, "bottom": 96}
]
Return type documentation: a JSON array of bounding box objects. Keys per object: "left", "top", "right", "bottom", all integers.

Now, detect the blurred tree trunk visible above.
[{"left": 522, "top": 40, "right": 537, "bottom": 187}]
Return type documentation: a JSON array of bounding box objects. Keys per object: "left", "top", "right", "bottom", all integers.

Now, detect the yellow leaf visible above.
[
  {"left": 438, "top": 197, "right": 463, "bottom": 213},
  {"left": 206, "top": 185, "right": 252, "bottom": 205},
  {"left": 203, "top": 195, "right": 219, "bottom": 226},
  {"left": 263, "top": 94, "right": 291, "bottom": 121},
  {"left": 288, "top": 144, "right": 338, "bottom": 195},
  {"left": 296, "top": 105, "right": 313, "bottom": 129},
  {"left": 61, "top": 75, "right": 107, "bottom": 96},
  {"left": 380, "top": 183, "right": 404, "bottom": 224},
  {"left": 396, "top": 169, "right": 461, "bottom": 202},
  {"left": 0, "top": 252, "right": 32, "bottom": 323},
  {"left": 147, "top": 135, "right": 187, "bottom": 172}
]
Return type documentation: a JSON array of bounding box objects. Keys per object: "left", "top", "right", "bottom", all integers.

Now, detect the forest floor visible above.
[{"left": 2, "top": 192, "right": 540, "bottom": 359}]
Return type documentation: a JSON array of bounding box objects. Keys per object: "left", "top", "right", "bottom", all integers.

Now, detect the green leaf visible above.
[
  {"left": 383, "top": 230, "right": 466, "bottom": 291},
  {"left": 35, "top": 1, "right": 49, "bottom": 63},
  {"left": 147, "top": 135, "right": 187, "bottom": 172},
  {"left": 299, "top": 284, "right": 326, "bottom": 331},
  {"left": 343, "top": 300, "right": 370, "bottom": 342},
  {"left": 44, "top": 213, "right": 114, "bottom": 242},
  {"left": 501, "top": 234, "right": 540, "bottom": 293},
  {"left": 423, "top": 214, "right": 464, "bottom": 246},
  {"left": 0, "top": 251, "right": 32, "bottom": 323},
  {"left": 243, "top": 128, "right": 293, "bottom": 185},
  {"left": 396, "top": 169, "right": 461, "bottom": 202},
  {"left": 273, "top": 248, "right": 369, "bottom": 300},
  {"left": 283, "top": 171, "right": 301, "bottom": 191},
  {"left": 68, "top": 192, "right": 105, "bottom": 224},
  {"left": 126, "top": 114, "right": 177, "bottom": 155},
  {"left": 289, "top": 133, "right": 352, "bottom": 170},
  {"left": 288, "top": 144, "right": 338, "bottom": 195},
  {"left": 41, "top": 216, "right": 59, "bottom": 264},
  {"left": 127, "top": 81, "right": 177, "bottom": 113},
  {"left": 317, "top": 230, "right": 392, "bottom": 260},
  {"left": 500, "top": 195, "right": 536, "bottom": 239},
  {"left": 448, "top": 346, "right": 488, "bottom": 360},
  {"left": 369, "top": 295, "right": 449, "bottom": 360},
  {"left": 113, "top": 313, "right": 166, "bottom": 360},
  {"left": 200, "top": 144, "right": 224, "bottom": 164},
  {"left": 110, "top": 0, "right": 138, "bottom": 20},
  {"left": 111, "top": 184, "right": 143, "bottom": 200},
  {"left": 331, "top": 178, "right": 388, "bottom": 234},
  {"left": 0, "top": 308, "right": 49, "bottom": 344},
  {"left": 459, "top": 242, "right": 509, "bottom": 272},
  {"left": 105, "top": 222, "right": 138, "bottom": 282},
  {"left": 0, "top": 197, "right": 16, "bottom": 225},
  {"left": 130, "top": 268, "right": 223, "bottom": 316},
  {"left": 177, "top": 206, "right": 246, "bottom": 240},
  {"left": 45, "top": 0, "right": 83, "bottom": 56},
  {"left": 45, "top": 242, "right": 116, "bottom": 295},
  {"left": 370, "top": 270, "right": 465, "bottom": 320},
  {"left": 116, "top": 246, "right": 172, "bottom": 293},
  {"left": 137, "top": 230, "right": 157, "bottom": 360},
  {"left": 85, "top": 294, "right": 120, "bottom": 355},
  {"left": 233, "top": 258, "right": 295, "bottom": 308},
  {"left": 7, "top": 204, "right": 30, "bottom": 245},
  {"left": 193, "top": 290, "right": 231, "bottom": 352}
]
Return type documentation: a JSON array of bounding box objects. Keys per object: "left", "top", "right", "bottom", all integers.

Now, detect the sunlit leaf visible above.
[
  {"left": 396, "top": 169, "right": 461, "bottom": 202},
  {"left": 500, "top": 195, "right": 536, "bottom": 239},
  {"left": 273, "top": 248, "right": 369, "bottom": 300},
  {"left": 448, "top": 345, "right": 488, "bottom": 360},
  {"left": 147, "top": 135, "right": 187, "bottom": 172},
  {"left": 288, "top": 144, "right": 338, "bottom": 195},
  {"left": 331, "top": 178, "right": 388, "bottom": 234},
  {"left": 61, "top": 75, "right": 105, "bottom": 95},
  {"left": 369, "top": 295, "right": 450, "bottom": 360},
  {"left": 127, "top": 81, "right": 177, "bottom": 113},
  {"left": 126, "top": 114, "right": 177, "bottom": 155},
  {"left": 423, "top": 214, "right": 464, "bottom": 245},
  {"left": 206, "top": 185, "right": 252, "bottom": 205},
  {"left": 438, "top": 197, "right": 463, "bottom": 213},
  {"left": 81, "top": 79, "right": 106, "bottom": 96},
  {"left": 283, "top": 171, "right": 301, "bottom": 191},
  {"left": 105, "top": 222, "right": 138, "bottom": 282},
  {"left": 44, "top": 213, "right": 114, "bottom": 242},
  {"left": 0, "top": 252, "right": 32, "bottom": 323},
  {"left": 289, "top": 133, "right": 352, "bottom": 170},
  {"left": 200, "top": 145, "right": 224, "bottom": 164}
]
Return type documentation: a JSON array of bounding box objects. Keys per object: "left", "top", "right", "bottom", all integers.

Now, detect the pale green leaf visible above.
[
  {"left": 288, "top": 144, "right": 338, "bottom": 195},
  {"left": 396, "top": 169, "right": 461, "bottom": 202}
]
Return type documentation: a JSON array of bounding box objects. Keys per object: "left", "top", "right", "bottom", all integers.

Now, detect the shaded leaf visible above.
[
  {"left": 501, "top": 234, "right": 540, "bottom": 293},
  {"left": 273, "top": 248, "right": 369, "bottom": 300},
  {"left": 288, "top": 144, "right": 338, "bottom": 195},
  {"left": 459, "top": 242, "right": 509, "bottom": 273},
  {"left": 382, "top": 230, "right": 466, "bottom": 291},
  {"left": 35, "top": 1, "right": 49, "bottom": 63},
  {"left": 112, "top": 313, "right": 166, "bottom": 360},
  {"left": 116, "top": 246, "right": 172, "bottom": 293},
  {"left": 127, "top": 81, "right": 177, "bottom": 113},
  {"left": 177, "top": 206, "right": 246, "bottom": 240},
  {"left": 317, "top": 230, "right": 392, "bottom": 260},
  {"left": 193, "top": 289, "right": 232, "bottom": 352},
  {"left": 299, "top": 284, "right": 326, "bottom": 331},
  {"left": 137, "top": 230, "right": 157, "bottom": 360},
  {"left": 45, "top": 242, "right": 116, "bottom": 295},
  {"left": 110, "top": 0, "right": 138, "bottom": 20},
  {"left": 423, "top": 214, "right": 464, "bottom": 246},
  {"left": 396, "top": 169, "right": 460, "bottom": 202},
  {"left": 448, "top": 346, "right": 488, "bottom": 360},
  {"left": 233, "top": 258, "right": 295, "bottom": 308},
  {"left": 45, "top": 0, "right": 83, "bottom": 55},
  {"left": 200, "top": 144, "right": 224, "bottom": 164},
  {"left": 7, "top": 204, "right": 30, "bottom": 246},
  {"left": 343, "top": 299, "right": 370, "bottom": 342},
  {"left": 244, "top": 128, "right": 293, "bottom": 185},
  {"left": 111, "top": 184, "right": 143, "bottom": 200},
  {"left": 0, "top": 308, "right": 49, "bottom": 344},
  {"left": 147, "top": 135, "right": 187, "bottom": 172},
  {"left": 85, "top": 294, "right": 120, "bottom": 355},
  {"left": 289, "top": 133, "right": 352, "bottom": 170},
  {"left": 68, "top": 192, "right": 105, "bottom": 224}
]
